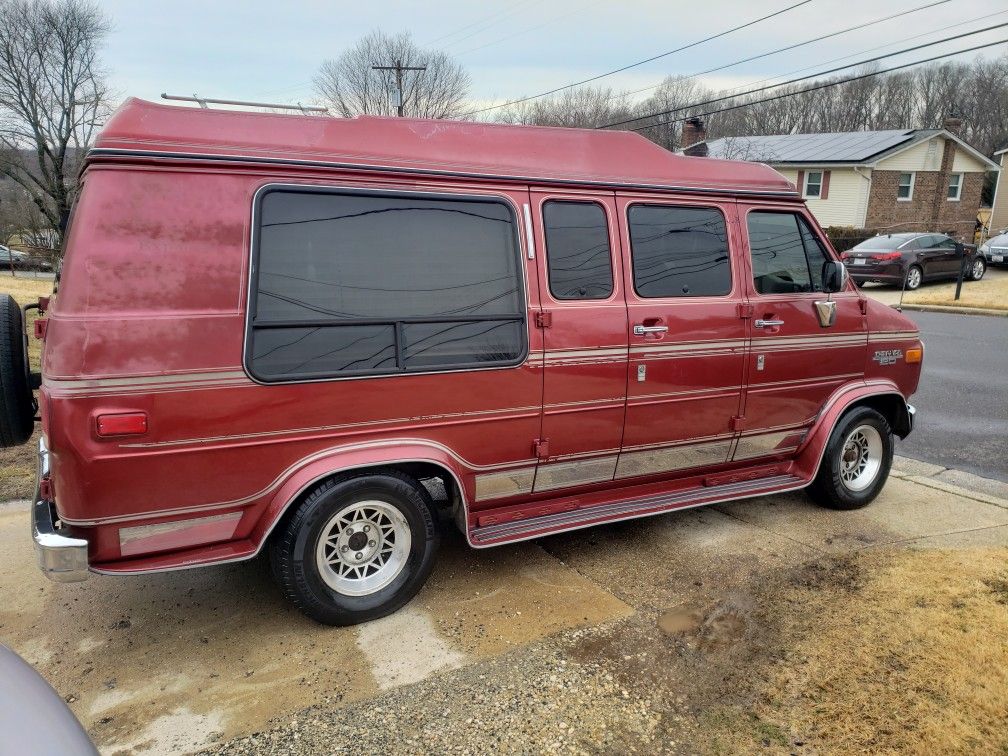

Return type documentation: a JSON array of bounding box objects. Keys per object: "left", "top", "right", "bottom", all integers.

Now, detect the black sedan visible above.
[{"left": 842, "top": 232, "right": 986, "bottom": 290}]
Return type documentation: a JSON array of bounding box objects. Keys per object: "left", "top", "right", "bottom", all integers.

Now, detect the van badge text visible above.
[{"left": 872, "top": 349, "right": 903, "bottom": 366}]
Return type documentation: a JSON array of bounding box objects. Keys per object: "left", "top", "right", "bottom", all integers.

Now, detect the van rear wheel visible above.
[
  {"left": 269, "top": 471, "right": 439, "bottom": 625},
  {"left": 0, "top": 294, "right": 35, "bottom": 447},
  {"left": 807, "top": 406, "right": 893, "bottom": 510}
]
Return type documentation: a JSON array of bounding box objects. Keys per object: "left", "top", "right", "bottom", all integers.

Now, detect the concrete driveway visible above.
[{"left": 2, "top": 460, "right": 1006, "bottom": 755}]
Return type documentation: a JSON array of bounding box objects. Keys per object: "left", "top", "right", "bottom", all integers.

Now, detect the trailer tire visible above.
[{"left": 0, "top": 294, "right": 34, "bottom": 447}]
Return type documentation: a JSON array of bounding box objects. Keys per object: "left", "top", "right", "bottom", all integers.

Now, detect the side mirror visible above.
[{"left": 822, "top": 260, "right": 848, "bottom": 293}]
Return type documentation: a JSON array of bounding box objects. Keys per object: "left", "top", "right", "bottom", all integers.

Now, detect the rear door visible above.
[
  {"left": 933, "top": 235, "right": 962, "bottom": 277},
  {"left": 615, "top": 194, "right": 746, "bottom": 481},
  {"left": 737, "top": 205, "right": 867, "bottom": 461},
  {"left": 529, "top": 190, "right": 629, "bottom": 493}
]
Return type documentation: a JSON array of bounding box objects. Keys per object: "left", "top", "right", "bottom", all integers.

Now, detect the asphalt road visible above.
[{"left": 897, "top": 310, "right": 1008, "bottom": 482}]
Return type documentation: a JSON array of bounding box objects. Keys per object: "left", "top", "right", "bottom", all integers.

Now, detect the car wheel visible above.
[
  {"left": 270, "top": 470, "right": 439, "bottom": 626},
  {"left": 904, "top": 265, "right": 922, "bottom": 290},
  {"left": 970, "top": 257, "right": 986, "bottom": 281},
  {"left": 807, "top": 406, "right": 893, "bottom": 510}
]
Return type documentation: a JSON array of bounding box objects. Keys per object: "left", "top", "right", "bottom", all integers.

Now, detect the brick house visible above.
[{"left": 679, "top": 117, "right": 998, "bottom": 241}]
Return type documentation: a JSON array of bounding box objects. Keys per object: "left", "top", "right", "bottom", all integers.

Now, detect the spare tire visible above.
[{"left": 0, "top": 294, "right": 35, "bottom": 446}]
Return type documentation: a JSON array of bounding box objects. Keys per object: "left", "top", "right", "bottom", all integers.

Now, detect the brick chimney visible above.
[
  {"left": 681, "top": 117, "right": 708, "bottom": 157},
  {"left": 943, "top": 112, "right": 963, "bottom": 136}
]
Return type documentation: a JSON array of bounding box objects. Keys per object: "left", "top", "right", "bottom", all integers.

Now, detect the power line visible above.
[
  {"left": 624, "top": 37, "right": 1008, "bottom": 133},
  {"left": 427, "top": 0, "right": 536, "bottom": 47},
  {"left": 458, "top": 0, "right": 812, "bottom": 117},
  {"left": 455, "top": 0, "right": 606, "bottom": 57},
  {"left": 602, "top": 21, "right": 1008, "bottom": 129},
  {"left": 610, "top": 0, "right": 953, "bottom": 104}
]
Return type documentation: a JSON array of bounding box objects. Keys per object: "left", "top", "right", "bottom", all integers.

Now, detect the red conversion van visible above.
[{"left": 6, "top": 99, "right": 922, "bottom": 625}]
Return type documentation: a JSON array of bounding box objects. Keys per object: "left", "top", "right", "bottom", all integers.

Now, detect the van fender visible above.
[
  {"left": 247, "top": 439, "right": 471, "bottom": 548},
  {"left": 794, "top": 379, "right": 908, "bottom": 480}
]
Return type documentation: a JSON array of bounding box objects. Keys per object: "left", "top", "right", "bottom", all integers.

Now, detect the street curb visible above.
[
  {"left": 890, "top": 303, "right": 1008, "bottom": 317},
  {"left": 891, "top": 457, "right": 1008, "bottom": 510}
]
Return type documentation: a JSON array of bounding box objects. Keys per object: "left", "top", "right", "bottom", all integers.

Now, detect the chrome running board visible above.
[{"left": 470, "top": 473, "right": 803, "bottom": 545}]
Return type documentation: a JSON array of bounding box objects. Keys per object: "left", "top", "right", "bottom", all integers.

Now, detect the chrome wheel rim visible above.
[
  {"left": 906, "top": 268, "right": 921, "bottom": 289},
  {"left": 839, "top": 425, "right": 883, "bottom": 492},
  {"left": 972, "top": 260, "right": 984, "bottom": 278},
  {"left": 315, "top": 500, "right": 411, "bottom": 596}
]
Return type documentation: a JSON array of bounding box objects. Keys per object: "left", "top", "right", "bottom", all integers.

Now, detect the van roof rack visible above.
[{"left": 160, "top": 93, "right": 327, "bottom": 115}]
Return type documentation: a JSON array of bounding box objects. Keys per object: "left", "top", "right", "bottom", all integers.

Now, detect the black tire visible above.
[
  {"left": 970, "top": 257, "right": 986, "bottom": 281},
  {"left": 904, "top": 264, "right": 923, "bottom": 290},
  {"left": 0, "top": 294, "right": 34, "bottom": 447},
  {"left": 807, "top": 406, "right": 894, "bottom": 511},
  {"left": 269, "top": 470, "right": 439, "bottom": 626}
]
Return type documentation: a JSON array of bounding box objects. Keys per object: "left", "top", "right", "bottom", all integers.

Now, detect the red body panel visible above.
[{"left": 39, "top": 99, "right": 923, "bottom": 574}]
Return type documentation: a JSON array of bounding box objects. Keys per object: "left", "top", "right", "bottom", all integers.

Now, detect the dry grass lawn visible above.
[
  {"left": 904, "top": 269, "right": 1008, "bottom": 310},
  {"left": 744, "top": 548, "right": 1008, "bottom": 754},
  {"left": 0, "top": 273, "right": 52, "bottom": 499}
]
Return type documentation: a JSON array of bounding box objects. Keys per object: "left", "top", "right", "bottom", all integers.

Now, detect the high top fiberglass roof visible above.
[{"left": 91, "top": 98, "right": 795, "bottom": 196}]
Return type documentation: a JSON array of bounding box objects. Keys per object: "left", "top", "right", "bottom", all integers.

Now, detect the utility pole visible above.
[{"left": 372, "top": 59, "right": 427, "bottom": 117}]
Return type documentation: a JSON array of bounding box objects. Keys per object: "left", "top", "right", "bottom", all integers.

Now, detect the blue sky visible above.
[{"left": 100, "top": 0, "right": 1008, "bottom": 110}]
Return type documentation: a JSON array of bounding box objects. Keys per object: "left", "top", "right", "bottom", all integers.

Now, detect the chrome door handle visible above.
[
  {"left": 633, "top": 324, "right": 669, "bottom": 335},
  {"left": 754, "top": 319, "right": 785, "bottom": 328}
]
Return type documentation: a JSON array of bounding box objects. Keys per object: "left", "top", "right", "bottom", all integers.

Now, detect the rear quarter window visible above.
[{"left": 246, "top": 188, "right": 528, "bottom": 382}]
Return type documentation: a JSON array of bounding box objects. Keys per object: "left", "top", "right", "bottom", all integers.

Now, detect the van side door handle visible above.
[
  {"left": 633, "top": 324, "right": 669, "bottom": 335},
  {"left": 754, "top": 318, "right": 785, "bottom": 328}
]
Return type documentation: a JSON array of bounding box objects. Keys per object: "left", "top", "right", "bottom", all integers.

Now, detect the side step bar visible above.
[{"left": 470, "top": 473, "right": 804, "bottom": 545}]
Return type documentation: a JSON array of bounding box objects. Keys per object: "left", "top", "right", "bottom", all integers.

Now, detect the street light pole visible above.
[{"left": 372, "top": 59, "right": 427, "bottom": 117}]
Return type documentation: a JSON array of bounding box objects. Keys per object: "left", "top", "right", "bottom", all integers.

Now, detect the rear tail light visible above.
[
  {"left": 96, "top": 412, "right": 148, "bottom": 437},
  {"left": 870, "top": 252, "right": 902, "bottom": 261}
]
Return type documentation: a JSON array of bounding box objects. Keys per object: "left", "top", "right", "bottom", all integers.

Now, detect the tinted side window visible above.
[
  {"left": 749, "top": 212, "right": 813, "bottom": 294},
  {"left": 248, "top": 189, "right": 526, "bottom": 381},
  {"left": 628, "top": 205, "right": 731, "bottom": 298},
  {"left": 798, "top": 218, "right": 830, "bottom": 292},
  {"left": 543, "top": 201, "right": 614, "bottom": 300}
]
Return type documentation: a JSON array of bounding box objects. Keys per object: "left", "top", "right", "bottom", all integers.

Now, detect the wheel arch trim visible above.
[{"left": 796, "top": 379, "right": 908, "bottom": 479}]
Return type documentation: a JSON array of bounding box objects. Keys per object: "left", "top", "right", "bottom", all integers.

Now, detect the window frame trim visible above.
[
  {"left": 897, "top": 172, "right": 915, "bottom": 202},
  {"left": 803, "top": 170, "right": 823, "bottom": 199},
  {"left": 243, "top": 182, "right": 531, "bottom": 385},
  {"left": 624, "top": 200, "right": 735, "bottom": 300},
  {"left": 947, "top": 172, "right": 963, "bottom": 201},
  {"left": 745, "top": 208, "right": 841, "bottom": 298},
  {"left": 541, "top": 198, "right": 616, "bottom": 302}
]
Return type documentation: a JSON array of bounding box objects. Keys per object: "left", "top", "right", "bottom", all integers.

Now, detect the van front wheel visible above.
[
  {"left": 269, "top": 471, "right": 439, "bottom": 625},
  {"left": 807, "top": 406, "right": 893, "bottom": 510}
]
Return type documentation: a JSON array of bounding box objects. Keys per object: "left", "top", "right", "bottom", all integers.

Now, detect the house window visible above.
[
  {"left": 897, "top": 172, "right": 915, "bottom": 201},
  {"left": 804, "top": 171, "right": 823, "bottom": 199},
  {"left": 947, "top": 173, "right": 962, "bottom": 201},
  {"left": 246, "top": 188, "right": 527, "bottom": 382}
]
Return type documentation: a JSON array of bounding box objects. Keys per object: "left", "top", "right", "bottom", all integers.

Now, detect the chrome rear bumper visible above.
[{"left": 31, "top": 438, "right": 89, "bottom": 582}]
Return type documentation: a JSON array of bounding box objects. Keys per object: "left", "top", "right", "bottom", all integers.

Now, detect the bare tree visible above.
[
  {"left": 315, "top": 30, "right": 469, "bottom": 119},
  {"left": 495, "top": 86, "right": 633, "bottom": 129},
  {"left": 0, "top": 0, "right": 111, "bottom": 250}
]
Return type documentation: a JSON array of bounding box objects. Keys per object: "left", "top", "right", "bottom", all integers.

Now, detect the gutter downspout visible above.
[{"left": 854, "top": 166, "right": 873, "bottom": 228}]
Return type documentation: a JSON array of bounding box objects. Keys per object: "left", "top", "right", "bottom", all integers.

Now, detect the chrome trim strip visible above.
[
  {"left": 522, "top": 203, "right": 536, "bottom": 259},
  {"left": 615, "top": 439, "right": 731, "bottom": 479},
  {"left": 474, "top": 468, "right": 535, "bottom": 502},
  {"left": 533, "top": 455, "right": 617, "bottom": 493},
  {"left": 732, "top": 430, "right": 804, "bottom": 462}
]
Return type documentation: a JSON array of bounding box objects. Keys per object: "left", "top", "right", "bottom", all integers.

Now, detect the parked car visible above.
[
  {"left": 0, "top": 244, "right": 53, "bottom": 272},
  {"left": 0, "top": 644, "right": 97, "bottom": 755},
  {"left": 979, "top": 232, "right": 1008, "bottom": 268},
  {"left": 842, "top": 232, "right": 986, "bottom": 290},
  {"left": 8, "top": 99, "right": 921, "bottom": 626}
]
